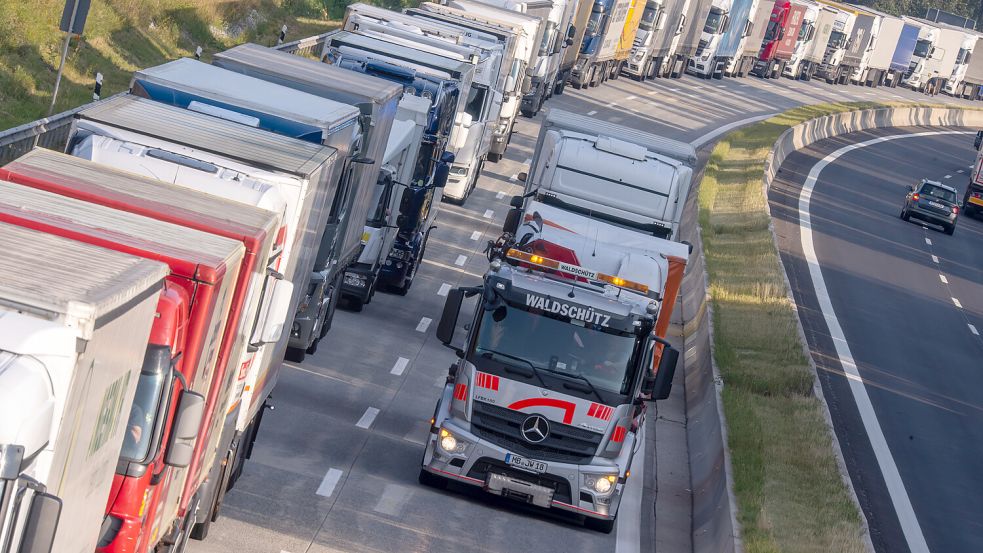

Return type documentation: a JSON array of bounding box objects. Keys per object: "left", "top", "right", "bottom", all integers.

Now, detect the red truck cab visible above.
[
  {"left": 0, "top": 148, "right": 284, "bottom": 552},
  {"left": 752, "top": 0, "right": 806, "bottom": 78},
  {"left": 0, "top": 166, "right": 248, "bottom": 553}
]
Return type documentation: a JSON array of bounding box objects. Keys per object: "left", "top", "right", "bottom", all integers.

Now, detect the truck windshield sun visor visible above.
[{"left": 470, "top": 301, "right": 640, "bottom": 399}]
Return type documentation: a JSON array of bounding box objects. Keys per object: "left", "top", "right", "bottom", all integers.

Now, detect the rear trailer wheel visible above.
[
  {"left": 284, "top": 347, "right": 305, "bottom": 363},
  {"left": 585, "top": 516, "right": 616, "bottom": 534},
  {"left": 418, "top": 469, "right": 448, "bottom": 490}
]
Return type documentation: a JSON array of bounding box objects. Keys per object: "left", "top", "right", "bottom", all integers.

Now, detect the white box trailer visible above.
[
  {"left": 0, "top": 224, "right": 169, "bottom": 553},
  {"left": 526, "top": 109, "right": 696, "bottom": 239},
  {"left": 785, "top": 5, "right": 838, "bottom": 79},
  {"left": 943, "top": 31, "right": 981, "bottom": 95},
  {"left": 952, "top": 36, "right": 983, "bottom": 98}
]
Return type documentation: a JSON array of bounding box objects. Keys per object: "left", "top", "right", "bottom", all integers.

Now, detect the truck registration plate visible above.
[{"left": 506, "top": 453, "right": 547, "bottom": 474}]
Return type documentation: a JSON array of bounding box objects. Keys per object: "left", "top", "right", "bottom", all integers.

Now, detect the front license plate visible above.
[{"left": 506, "top": 453, "right": 547, "bottom": 474}]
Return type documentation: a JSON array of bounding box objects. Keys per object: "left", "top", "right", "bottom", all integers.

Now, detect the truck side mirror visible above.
[
  {"left": 252, "top": 280, "right": 295, "bottom": 346},
  {"left": 975, "top": 130, "right": 982, "bottom": 151},
  {"left": 17, "top": 492, "right": 62, "bottom": 553},
  {"left": 436, "top": 289, "right": 465, "bottom": 350},
  {"left": 567, "top": 24, "right": 576, "bottom": 38},
  {"left": 642, "top": 345, "right": 679, "bottom": 400},
  {"left": 164, "top": 391, "right": 206, "bottom": 468},
  {"left": 503, "top": 208, "right": 521, "bottom": 234},
  {"left": 431, "top": 151, "right": 455, "bottom": 189}
]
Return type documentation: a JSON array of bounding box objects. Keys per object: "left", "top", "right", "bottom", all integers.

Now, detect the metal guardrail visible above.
[{"left": 0, "top": 33, "right": 332, "bottom": 165}]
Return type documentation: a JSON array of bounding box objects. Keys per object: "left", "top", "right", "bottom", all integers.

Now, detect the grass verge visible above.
[
  {"left": 698, "top": 101, "right": 892, "bottom": 553},
  {"left": 0, "top": 1, "right": 348, "bottom": 130}
]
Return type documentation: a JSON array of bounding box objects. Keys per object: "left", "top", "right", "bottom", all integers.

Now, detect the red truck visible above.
[
  {"left": 0, "top": 156, "right": 251, "bottom": 553},
  {"left": 0, "top": 148, "right": 286, "bottom": 552},
  {"left": 751, "top": 0, "right": 806, "bottom": 78}
]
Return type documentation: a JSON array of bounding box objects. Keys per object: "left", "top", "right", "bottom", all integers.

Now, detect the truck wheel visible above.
[
  {"left": 585, "top": 516, "right": 616, "bottom": 534},
  {"left": 487, "top": 152, "right": 502, "bottom": 163},
  {"left": 418, "top": 469, "right": 448, "bottom": 490},
  {"left": 554, "top": 78, "right": 566, "bottom": 95},
  {"left": 347, "top": 296, "right": 364, "bottom": 313},
  {"left": 284, "top": 347, "right": 305, "bottom": 363},
  {"left": 305, "top": 337, "right": 319, "bottom": 355}
]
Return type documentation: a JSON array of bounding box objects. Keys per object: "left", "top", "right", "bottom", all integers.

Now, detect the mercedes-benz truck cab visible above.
[
  {"left": 687, "top": 0, "right": 734, "bottom": 78},
  {"left": 623, "top": 0, "right": 666, "bottom": 80}
]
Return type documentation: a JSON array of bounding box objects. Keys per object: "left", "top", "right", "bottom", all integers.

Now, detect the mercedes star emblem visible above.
[{"left": 520, "top": 414, "right": 550, "bottom": 444}]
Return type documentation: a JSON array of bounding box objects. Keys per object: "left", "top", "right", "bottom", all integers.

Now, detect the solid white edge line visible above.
[
  {"left": 391, "top": 357, "right": 410, "bottom": 376},
  {"left": 690, "top": 113, "right": 780, "bottom": 148},
  {"left": 615, "top": 424, "right": 644, "bottom": 553},
  {"left": 798, "top": 130, "right": 966, "bottom": 553},
  {"left": 356, "top": 407, "right": 380, "bottom": 429},
  {"left": 316, "top": 468, "right": 344, "bottom": 497}
]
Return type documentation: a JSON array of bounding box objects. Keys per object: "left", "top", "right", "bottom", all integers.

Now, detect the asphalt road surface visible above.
[
  {"left": 187, "top": 71, "right": 977, "bottom": 553},
  {"left": 769, "top": 129, "right": 983, "bottom": 553}
]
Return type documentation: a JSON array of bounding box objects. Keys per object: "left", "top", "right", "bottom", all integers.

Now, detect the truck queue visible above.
[{"left": 0, "top": 0, "right": 981, "bottom": 552}]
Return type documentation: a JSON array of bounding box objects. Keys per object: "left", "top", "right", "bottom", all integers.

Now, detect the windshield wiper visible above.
[
  {"left": 545, "top": 369, "right": 605, "bottom": 404},
  {"left": 477, "top": 349, "right": 547, "bottom": 388}
]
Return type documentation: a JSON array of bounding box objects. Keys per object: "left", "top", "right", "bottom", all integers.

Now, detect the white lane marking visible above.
[
  {"left": 692, "top": 85, "right": 704, "bottom": 90},
  {"left": 932, "top": 255, "right": 939, "bottom": 264},
  {"left": 470, "top": 230, "right": 482, "bottom": 240},
  {"left": 416, "top": 317, "right": 433, "bottom": 332},
  {"left": 667, "top": 87, "right": 681, "bottom": 92},
  {"left": 690, "top": 113, "right": 780, "bottom": 147},
  {"left": 717, "top": 84, "right": 728, "bottom": 88},
  {"left": 509, "top": 173, "right": 518, "bottom": 182},
  {"left": 970, "top": 324, "right": 980, "bottom": 336},
  {"left": 455, "top": 254, "right": 467, "bottom": 266},
  {"left": 626, "top": 95, "right": 637, "bottom": 101},
  {"left": 925, "top": 237, "right": 932, "bottom": 246},
  {"left": 952, "top": 297, "right": 963, "bottom": 308},
  {"left": 283, "top": 363, "right": 346, "bottom": 383},
  {"left": 316, "top": 468, "right": 344, "bottom": 497},
  {"left": 496, "top": 191, "right": 506, "bottom": 199},
  {"left": 522, "top": 158, "right": 532, "bottom": 166},
  {"left": 374, "top": 483, "right": 411, "bottom": 516},
  {"left": 956, "top": 169, "right": 965, "bottom": 174},
  {"left": 969, "top": 165, "right": 975, "bottom": 169},
  {"left": 944, "top": 174, "right": 952, "bottom": 179},
  {"left": 483, "top": 209, "right": 494, "bottom": 219},
  {"left": 615, "top": 424, "right": 645, "bottom": 553},
  {"left": 391, "top": 357, "right": 410, "bottom": 376},
  {"left": 587, "top": 110, "right": 598, "bottom": 115},
  {"left": 939, "top": 274, "right": 948, "bottom": 284},
  {"left": 607, "top": 102, "right": 619, "bottom": 108},
  {"left": 647, "top": 89, "right": 657, "bottom": 95},
  {"left": 356, "top": 407, "right": 381, "bottom": 429},
  {"left": 798, "top": 130, "right": 966, "bottom": 553},
  {"left": 437, "top": 283, "right": 452, "bottom": 297}
]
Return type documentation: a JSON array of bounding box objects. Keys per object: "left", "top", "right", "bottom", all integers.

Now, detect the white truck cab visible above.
[{"left": 687, "top": 0, "right": 734, "bottom": 78}]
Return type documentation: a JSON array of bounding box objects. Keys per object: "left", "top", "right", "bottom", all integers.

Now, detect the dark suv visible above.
[{"left": 901, "top": 179, "right": 960, "bottom": 235}]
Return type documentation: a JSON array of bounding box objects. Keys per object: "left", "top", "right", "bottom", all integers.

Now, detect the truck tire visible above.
[
  {"left": 305, "top": 336, "right": 319, "bottom": 355},
  {"left": 488, "top": 151, "right": 502, "bottom": 163},
  {"left": 418, "top": 469, "right": 448, "bottom": 490},
  {"left": 585, "top": 516, "right": 616, "bottom": 534},
  {"left": 347, "top": 296, "right": 364, "bottom": 313},
  {"left": 284, "top": 347, "right": 305, "bottom": 363},
  {"left": 554, "top": 78, "right": 566, "bottom": 95}
]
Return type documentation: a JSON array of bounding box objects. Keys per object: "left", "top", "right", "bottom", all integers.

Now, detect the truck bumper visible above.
[
  {"left": 379, "top": 244, "right": 415, "bottom": 287},
  {"left": 520, "top": 78, "right": 544, "bottom": 115},
  {"left": 422, "top": 419, "right": 623, "bottom": 520},
  {"left": 687, "top": 57, "right": 714, "bottom": 77},
  {"left": 444, "top": 162, "right": 475, "bottom": 200},
  {"left": 288, "top": 276, "right": 327, "bottom": 349},
  {"left": 341, "top": 263, "right": 375, "bottom": 303}
]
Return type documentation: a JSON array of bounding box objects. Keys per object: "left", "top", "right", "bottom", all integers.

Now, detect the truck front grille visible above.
[
  {"left": 470, "top": 401, "right": 603, "bottom": 464},
  {"left": 695, "top": 39, "right": 709, "bottom": 56},
  {"left": 467, "top": 457, "right": 573, "bottom": 504}
]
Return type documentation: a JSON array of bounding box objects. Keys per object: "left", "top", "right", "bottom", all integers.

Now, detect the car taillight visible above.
[
  {"left": 952, "top": 206, "right": 959, "bottom": 214},
  {"left": 912, "top": 193, "right": 920, "bottom": 201}
]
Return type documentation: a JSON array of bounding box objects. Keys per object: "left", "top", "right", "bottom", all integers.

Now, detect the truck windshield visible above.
[
  {"left": 473, "top": 303, "right": 637, "bottom": 395},
  {"left": 956, "top": 47, "right": 970, "bottom": 65},
  {"left": 829, "top": 30, "right": 846, "bottom": 49},
  {"left": 119, "top": 370, "right": 166, "bottom": 463},
  {"left": 913, "top": 39, "right": 932, "bottom": 58},
  {"left": 464, "top": 85, "right": 488, "bottom": 121},
  {"left": 797, "top": 22, "right": 812, "bottom": 42},
  {"left": 704, "top": 9, "right": 725, "bottom": 34},
  {"left": 640, "top": 4, "right": 660, "bottom": 30},
  {"left": 763, "top": 20, "right": 780, "bottom": 42}
]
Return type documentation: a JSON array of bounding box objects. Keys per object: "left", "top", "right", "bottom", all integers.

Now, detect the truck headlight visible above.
[
  {"left": 439, "top": 428, "right": 468, "bottom": 453},
  {"left": 583, "top": 473, "right": 618, "bottom": 496}
]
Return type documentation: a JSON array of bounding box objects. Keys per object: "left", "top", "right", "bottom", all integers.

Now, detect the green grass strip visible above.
[{"left": 699, "top": 101, "right": 892, "bottom": 553}]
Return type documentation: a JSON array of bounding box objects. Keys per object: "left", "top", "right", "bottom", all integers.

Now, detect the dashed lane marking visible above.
[
  {"left": 438, "top": 283, "right": 452, "bottom": 297},
  {"left": 455, "top": 254, "right": 467, "bottom": 266},
  {"left": 944, "top": 174, "right": 952, "bottom": 179},
  {"left": 970, "top": 324, "right": 979, "bottom": 336},
  {"left": 416, "top": 317, "right": 432, "bottom": 332},
  {"left": 587, "top": 110, "right": 598, "bottom": 115},
  {"left": 470, "top": 230, "right": 482, "bottom": 240},
  {"left": 956, "top": 169, "right": 965, "bottom": 174},
  {"left": 496, "top": 191, "right": 506, "bottom": 199},
  {"left": 315, "top": 468, "right": 344, "bottom": 497},
  {"left": 940, "top": 274, "right": 948, "bottom": 284},
  {"left": 626, "top": 95, "right": 637, "bottom": 101},
  {"left": 926, "top": 237, "right": 932, "bottom": 246},
  {"left": 932, "top": 255, "right": 939, "bottom": 264},
  {"left": 391, "top": 357, "right": 410, "bottom": 376},
  {"left": 952, "top": 297, "right": 963, "bottom": 308},
  {"left": 356, "top": 407, "right": 380, "bottom": 429},
  {"left": 483, "top": 209, "right": 494, "bottom": 219}
]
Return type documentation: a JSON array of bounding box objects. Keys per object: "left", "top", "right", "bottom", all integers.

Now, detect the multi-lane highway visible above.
[
  {"left": 769, "top": 129, "right": 983, "bottom": 553},
  {"left": 187, "top": 73, "right": 977, "bottom": 553}
]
